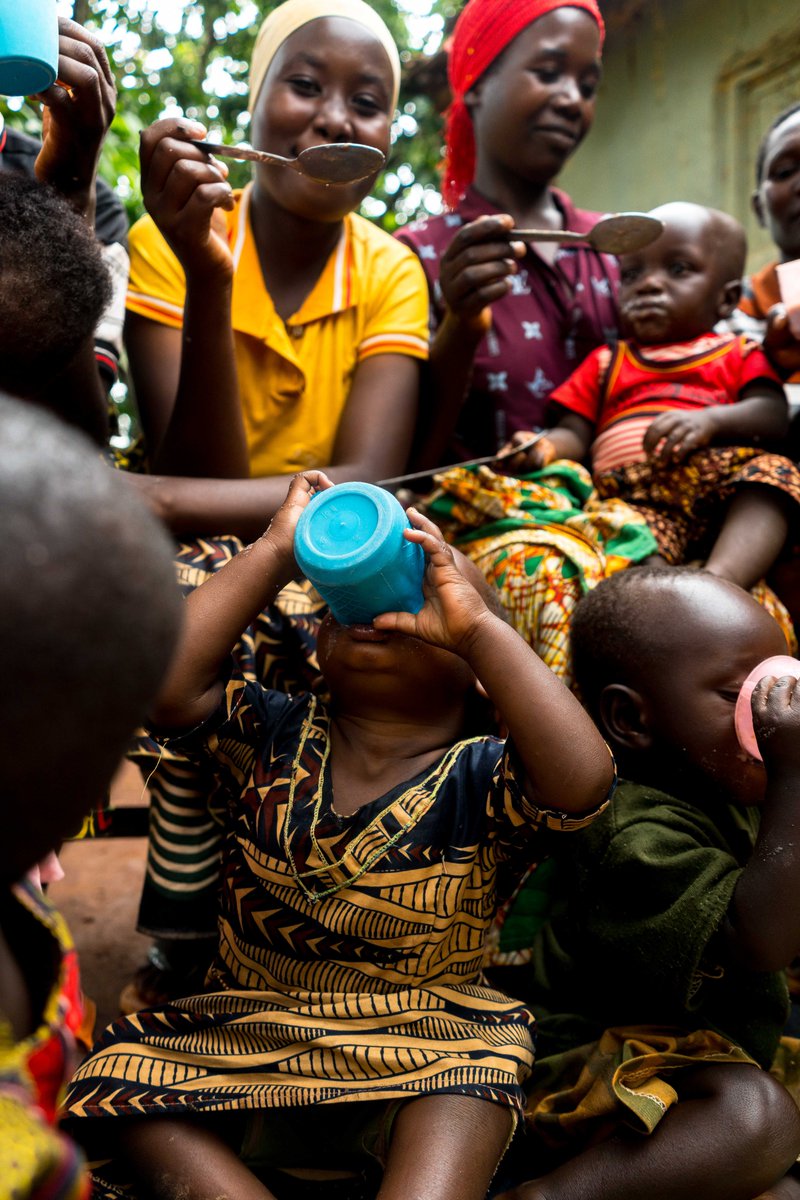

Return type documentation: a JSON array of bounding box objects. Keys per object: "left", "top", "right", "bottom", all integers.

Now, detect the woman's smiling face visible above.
[
  {"left": 249, "top": 16, "right": 393, "bottom": 222},
  {"left": 754, "top": 109, "right": 800, "bottom": 262}
]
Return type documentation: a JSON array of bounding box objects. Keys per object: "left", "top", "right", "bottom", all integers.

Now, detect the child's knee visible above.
[
  {"left": 736, "top": 1069, "right": 800, "bottom": 1169},
  {"left": 682, "top": 1064, "right": 800, "bottom": 1168},
  {"left": 394, "top": 1092, "right": 513, "bottom": 1143}
]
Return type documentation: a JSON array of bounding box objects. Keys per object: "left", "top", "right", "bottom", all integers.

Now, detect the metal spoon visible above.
[
  {"left": 378, "top": 433, "right": 548, "bottom": 489},
  {"left": 191, "top": 139, "right": 385, "bottom": 185},
  {"left": 510, "top": 211, "right": 664, "bottom": 256}
]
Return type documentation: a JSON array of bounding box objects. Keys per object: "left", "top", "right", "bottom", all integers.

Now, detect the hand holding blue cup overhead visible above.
[
  {"left": 0, "top": 0, "right": 58, "bottom": 96},
  {"left": 27, "top": 16, "right": 116, "bottom": 225},
  {"left": 294, "top": 483, "right": 425, "bottom": 626}
]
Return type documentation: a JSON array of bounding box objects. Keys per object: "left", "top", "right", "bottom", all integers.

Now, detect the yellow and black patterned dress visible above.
[
  {"left": 66, "top": 674, "right": 604, "bottom": 1126},
  {"left": 1, "top": 883, "right": 90, "bottom": 1200}
]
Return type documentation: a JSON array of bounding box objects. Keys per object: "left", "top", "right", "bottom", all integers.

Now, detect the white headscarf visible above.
[{"left": 248, "top": 0, "right": 401, "bottom": 114}]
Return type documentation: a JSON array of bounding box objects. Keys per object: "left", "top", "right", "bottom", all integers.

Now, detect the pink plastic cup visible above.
[
  {"left": 734, "top": 655, "right": 800, "bottom": 761},
  {"left": 776, "top": 259, "right": 800, "bottom": 340}
]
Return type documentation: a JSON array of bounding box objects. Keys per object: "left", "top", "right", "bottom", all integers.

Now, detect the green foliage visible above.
[{"left": 68, "top": 0, "right": 455, "bottom": 229}]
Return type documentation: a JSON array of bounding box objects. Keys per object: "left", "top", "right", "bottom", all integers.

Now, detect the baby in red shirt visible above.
[{"left": 511, "top": 201, "right": 800, "bottom": 592}]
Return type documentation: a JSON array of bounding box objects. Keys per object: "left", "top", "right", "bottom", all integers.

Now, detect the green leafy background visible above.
[{"left": 16, "top": 0, "right": 455, "bottom": 231}]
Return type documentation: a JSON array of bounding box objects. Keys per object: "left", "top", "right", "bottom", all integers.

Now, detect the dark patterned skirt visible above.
[
  {"left": 65, "top": 980, "right": 532, "bottom": 1198},
  {"left": 595, "top": 447, "right": 800, "bottom": 564}
]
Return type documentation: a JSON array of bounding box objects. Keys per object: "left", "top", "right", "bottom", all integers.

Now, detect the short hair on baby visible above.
[
  {"left": 0, "top": 173, "right": 111, "bottom": 395},
  {"left": 571, "top": 566, "right": 701, "bottom": 719},
  {"left": 647, "top": 201, "right": 746, "bottom": 288},
  {"left": 0, "top": 394, "right": 181, "bottom": 864}
]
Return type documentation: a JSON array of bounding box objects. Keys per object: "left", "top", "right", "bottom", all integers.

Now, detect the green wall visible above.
[{"left": 559, "top": 0, "right": 800, "bottom": 271}]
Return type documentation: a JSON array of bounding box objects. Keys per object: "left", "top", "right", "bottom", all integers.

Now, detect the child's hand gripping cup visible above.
[
  {"left": 294, "top": 482, "right": 425, "bottom": 626},
  {"left": 0, "top": 0, "right": 58, "bottom": 95},
  {"left": 734, "top": 655, "right": 800, "bottom": 761}
]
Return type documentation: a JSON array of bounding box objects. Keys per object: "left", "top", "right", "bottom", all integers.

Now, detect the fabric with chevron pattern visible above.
[
  {"left": 66, "top": 675, "right": 608, "bottom": 1126},
  {"left": 130, "top": 534, "right": 327, "bottom": 938}
]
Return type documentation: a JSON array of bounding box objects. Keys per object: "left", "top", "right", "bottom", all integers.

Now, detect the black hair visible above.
[
  {"left": 0, "top": 173, "right": 111, "bottom": 395},
  {"left": 571, "top": 565, "right": 705, "bottom": 720},
  {"left": 755, "top": 101, "right": 800, "bottom": 187},
  {"left": 0, "top": 393, "right": 181, "bottom": 873}
]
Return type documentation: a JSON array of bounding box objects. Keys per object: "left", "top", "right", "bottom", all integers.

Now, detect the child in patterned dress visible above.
[
  {"left": 507, "top": 201, "right": 800, "bottom": 592},
  {"left": 65, "top": 472, "right": 614, "bottom": 1200}
]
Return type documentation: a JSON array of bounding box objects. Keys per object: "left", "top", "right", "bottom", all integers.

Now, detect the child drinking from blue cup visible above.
[
  {"left": 65, "top": 472, "right": 614, "bottom": 1200},
  {"left": 294, "top": 482, "right": 425, "bottom": 625}
]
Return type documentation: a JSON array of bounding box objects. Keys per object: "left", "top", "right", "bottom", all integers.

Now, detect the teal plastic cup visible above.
[
  {"left": 0, "top": 0, "right": 58, "bottom": 97},
  {"left": 294, "top": 483, "right": 425, "bottom": 626}
]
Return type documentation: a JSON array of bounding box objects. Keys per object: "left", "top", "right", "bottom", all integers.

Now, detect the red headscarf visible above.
[{"left": 442, "top": 0, "right": 605, "bottom": 209}]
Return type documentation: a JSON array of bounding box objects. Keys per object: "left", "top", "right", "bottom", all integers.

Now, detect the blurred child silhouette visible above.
[{"left": 0, "top": 396, "right": 181, "bottom": 1199}]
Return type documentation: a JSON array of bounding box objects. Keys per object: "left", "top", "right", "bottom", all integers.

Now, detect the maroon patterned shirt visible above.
[{"left": 398, "top": 186, "right": 620, "bottom": 457}]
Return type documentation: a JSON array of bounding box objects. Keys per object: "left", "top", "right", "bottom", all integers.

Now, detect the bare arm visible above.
[
  {"left": 128, "top": 119, "right": 247, "bottom": 479},
  {"left": 163, "top": 274, "right": 243, "bottom": 478},
  {"left": 412, "top": 215, "right": 525, "bottom": 469},
  {"left": 124, "top": 314, "right": 181, "bottom": 458},
  {"left": 373, "top": 510, "right": 613, "bottom": 814},
  {"left": 50, "top": 339, "right": 109, "bottom": 447},
  {"left": 721, "top": 674, "right": 800, "bottom": 971},
  {"left": 127, "top": 288, "right": 245, "bottom": 479},
  {"left": 129, "top": 352, "right": 419, "bottom": 540},
  {"left": 642, "top": 384, "right": 788, "bottom": 465},
  {"left": 707, "top": 384, "right": 788, "bottom": 443},
  {"left": 461, "top": 610, "right": 613, "bottom": 813},
  {"left": 153, "top": 472, "right": 333, "bottom": 730}
]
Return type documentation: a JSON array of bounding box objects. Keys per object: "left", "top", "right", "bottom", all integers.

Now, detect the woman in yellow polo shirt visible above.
[
  {"left": 120, "top": 0, "right": 430, "bottom": 1014},
  {"left": 125, "top": 0, "right": 428, "bottom": 541}
]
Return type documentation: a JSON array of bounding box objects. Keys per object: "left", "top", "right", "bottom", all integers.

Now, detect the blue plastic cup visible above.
[
  {"left": 0, "top": 0, "right": 58, "bottom": 97},
  {"left": 294, "top": 483, "right": 425, "bottom": 626}
]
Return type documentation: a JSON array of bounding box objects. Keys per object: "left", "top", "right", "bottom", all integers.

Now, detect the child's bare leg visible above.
[
  {"left": 115, "top": 1115, "right": 276, "bottom": 1200},
  {"left": 496, "top": 1064, "right": 800, "bottom": 1200},
  {"left": 705, "top": 488, "right": 790, "bottom": 590},
  {"left": 377, "top": 1093, "right": 513, "bottom": 1200}
]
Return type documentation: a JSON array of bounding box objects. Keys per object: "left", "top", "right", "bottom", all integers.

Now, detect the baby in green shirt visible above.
[{"left": 498, "top": 566, "right": 800, "bottom": 1200}]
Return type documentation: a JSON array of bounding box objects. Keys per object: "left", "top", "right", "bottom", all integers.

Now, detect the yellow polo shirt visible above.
[{"left": 127, "top": 185, "right": 430, "bottom": 477}]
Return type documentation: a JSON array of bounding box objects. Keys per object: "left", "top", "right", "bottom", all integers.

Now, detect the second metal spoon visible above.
[
  {"left": 377, "top": 433, "right": 548, "bottom": 489},
  {"left": 510, "top": 211, "right": 664, "bottom": 255},
  {"left": 191, "top": 139, "right": 385, "bottom": 185}
]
